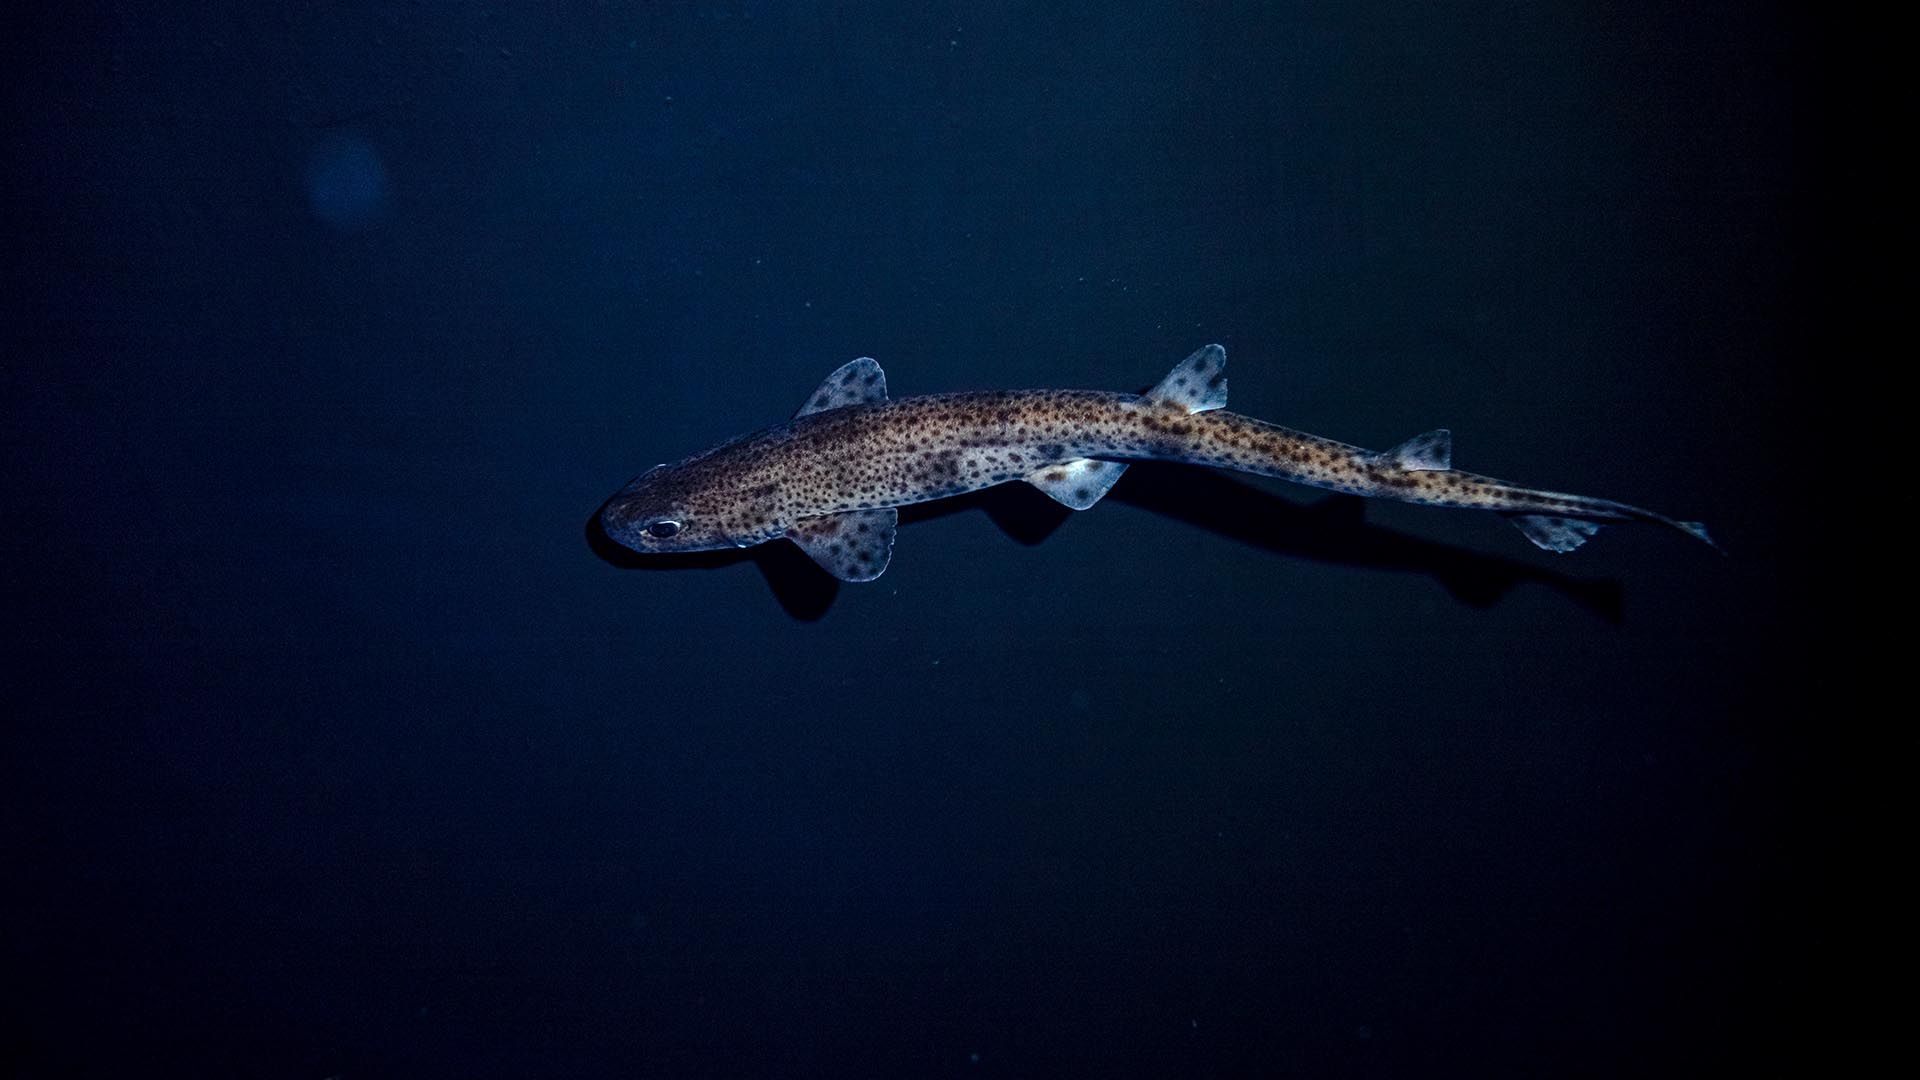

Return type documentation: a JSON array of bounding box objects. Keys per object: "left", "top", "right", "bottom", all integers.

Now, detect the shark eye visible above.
[{"left": 645, "top": 520, "right": 682, "bottom": 539}]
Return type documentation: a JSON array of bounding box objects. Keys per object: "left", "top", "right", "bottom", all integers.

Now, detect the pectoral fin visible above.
[
  {"left": 1025, "top": 458, "right": 1128, "bottom": 510},
  {"left": 787, "top": 508, "right": 898, "bottom": 581}
]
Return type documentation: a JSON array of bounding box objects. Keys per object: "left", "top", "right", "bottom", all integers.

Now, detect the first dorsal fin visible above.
[
  {"left": 795, "top": 357, "right": 888, "bottom": 419},
  {"left": 1381, "top": 428, "right": 1452, "bottom": 471},
  {"left": 1147, "top": 344, "right": 1228, "bottom": 414}
]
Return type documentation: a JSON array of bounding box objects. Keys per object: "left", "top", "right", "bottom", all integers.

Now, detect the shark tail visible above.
[
  {"left": 1671, "top": 519, "right": 1722, "bottom": 553},
  {"left": 1504, "top": 504, "right": 1721, "bottom": 555}
]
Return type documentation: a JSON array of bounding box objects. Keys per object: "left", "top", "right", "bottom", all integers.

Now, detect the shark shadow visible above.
[{"left": 587, "top": 468, "right": 1622, "bottom": 623}]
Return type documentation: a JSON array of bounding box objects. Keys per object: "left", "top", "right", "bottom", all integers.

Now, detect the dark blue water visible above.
[{"left": 6, "top": 3, "right": 1825, "bottom": 1076}]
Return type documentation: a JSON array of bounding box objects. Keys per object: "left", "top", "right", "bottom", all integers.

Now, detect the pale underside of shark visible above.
[{"left": 599, "top": 345, "right": 1716, "bottom": 582}]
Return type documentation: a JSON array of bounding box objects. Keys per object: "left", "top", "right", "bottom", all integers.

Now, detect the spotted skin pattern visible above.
[{"left": 600, "top": 346, "right": 1716, "bottom": 579}]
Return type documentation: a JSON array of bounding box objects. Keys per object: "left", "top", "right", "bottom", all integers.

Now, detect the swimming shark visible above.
[{"left": 599, "top": 345, "right": 1716, "bottom": 581}]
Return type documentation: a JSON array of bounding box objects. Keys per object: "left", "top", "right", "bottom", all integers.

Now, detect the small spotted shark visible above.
[{"left": 600, "top": 345, "right": 1715, "bottom": 581}]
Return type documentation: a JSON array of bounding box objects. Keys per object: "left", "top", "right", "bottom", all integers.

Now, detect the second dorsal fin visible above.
[
  {"left": 1381, "top": 429, "right": 1452, "bottom": 471},
  {"left": 1146, "top": 344, "right": 1228, "bottom": 414}
]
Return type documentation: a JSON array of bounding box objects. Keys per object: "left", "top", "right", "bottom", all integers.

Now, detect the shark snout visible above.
[{"left": 599, "top": 501, "right": 653, "bottom": 550}]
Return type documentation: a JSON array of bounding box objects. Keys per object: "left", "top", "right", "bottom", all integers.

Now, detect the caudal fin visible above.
[
  {"left": 1504, "top": 509, "right": 1721, "bottom": 555},
  {"left": 1673, "top": 520, "right": 1723, "bottom": 553}
]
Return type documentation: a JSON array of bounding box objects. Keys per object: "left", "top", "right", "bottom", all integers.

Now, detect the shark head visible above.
[
  {"left": 600, "top": 357, "right": 895, "bottom": 564},
  {"left": 599, "top": 423, "right": 797, "bottom": 555},
  {"left": 599, "top": 461, "right": 743, "bottom": 554}
]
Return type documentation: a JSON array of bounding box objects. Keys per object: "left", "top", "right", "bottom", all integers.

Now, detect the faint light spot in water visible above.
[{"left": 305, "top": 133, "right": 389, "bottom": 229}]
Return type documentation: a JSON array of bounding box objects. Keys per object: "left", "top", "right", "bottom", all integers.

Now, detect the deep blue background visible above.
[{"left": 6, "top": 3, "right": 1828, "bottom": 1076}]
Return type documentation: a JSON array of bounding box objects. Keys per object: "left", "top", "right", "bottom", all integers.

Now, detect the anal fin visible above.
[
  {"left": 1025, "top": 458, "right": 1128, "bottom": 510},
  {"left": 1505, "top": 513, "right": 1603, "bottom": 553},
  {"left": 787, "top": 508, "right": 898, "bottom": 581}
]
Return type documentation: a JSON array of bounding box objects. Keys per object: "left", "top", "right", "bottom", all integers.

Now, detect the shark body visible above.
[{"left": 599, "top": 345, "right": 1715, "bottom": 581}]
